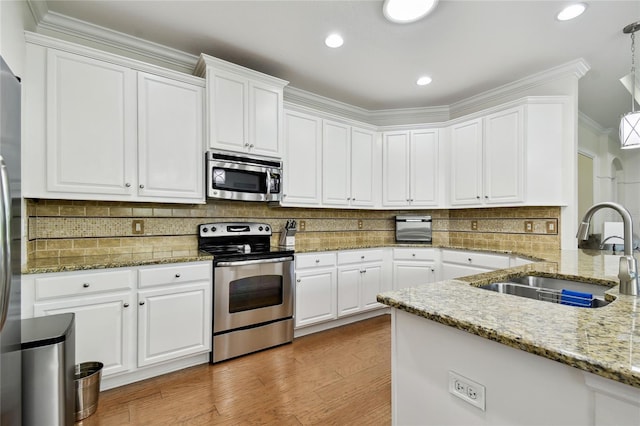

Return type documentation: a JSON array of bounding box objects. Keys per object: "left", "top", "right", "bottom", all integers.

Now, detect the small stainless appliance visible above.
[
  {"left": 395, "top": 215, "right": 432, "bottom": 243},
  {"left": 206, "top": 150, "right": 282, "bottom": 202},
  {"left": 198, "top": 222, "right": 294, "bottom": 363}
]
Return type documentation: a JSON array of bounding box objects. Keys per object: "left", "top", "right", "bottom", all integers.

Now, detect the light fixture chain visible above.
[{"left": 632, "top": 31, "right": 637, "bottom": 112}]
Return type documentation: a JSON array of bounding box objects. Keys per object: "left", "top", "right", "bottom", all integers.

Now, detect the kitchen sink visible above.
[{"left": 479, "top": 275, "right": 613, "bottom": 308}]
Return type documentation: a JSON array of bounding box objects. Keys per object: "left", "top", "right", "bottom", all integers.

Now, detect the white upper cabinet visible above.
[
  {"left": 383, "top": 129, "right": 439, "bottom": 207},
  {"left": 195, "top": 54, "right": 288, "bottom": 158},
  {"left": 322, "top": 120, "right": 377, "bottom": 208},
  {"left": 282, "top": 110, "right": 322, "bottom": 206},
  {"left": 45, "top": 49, "right": 137, "bottom": 196},
  {"left": 451, "top": 107, "right": 524, "bottom": 206},
  {"left": 23, "top": 35, "right": 206, "bottom": 203},
  {"left": 137, "top": 72, "right": 204, "bottom": 201}
]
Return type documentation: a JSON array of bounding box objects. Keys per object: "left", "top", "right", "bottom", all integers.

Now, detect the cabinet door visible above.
[
  {"left": 337, "top": 266, "right": 361, "bottom": 317},
  {"left": 295, "top": 268, "right": 336, "bottom": 328},
  {"left": 382, "top": 132, "right": 410, "bottom": 207},
  {"left": 46, "top": 49, "right": 136, "bottom": 195},
  {"left": 393, "top": 262, "right": 435, "bottom": 290},
  {"left": 350, "top": 127, "right": 376, "bottom": 207},
  {"left": 360, "top": 263, "right": 383, "bottom": 311},
  {"left": 137, "top": 73, "right": 204, "bottom": 202},
  {"left": 249, "top": 81, "right": 282, "bottom": 158},
  {"left": 484, "top": 107, "right": 524, "bottom": 204},
  {"left": 282, "top": 110, "right": 322, "bottom": 206},
  {"left": 450, "top": 119, "right": 483, "bottom": 206},
  {"left": 34, "top": 292, "right": 134, "bottom": 377},
  {"left": 137, "top": 282, "right": 211, "bottom": 367},
  {"left": 410, "top": 129, "right": 438, "bottom": 206},
  {"left": 322, "top": 120, "right": 350, "bottom": 206},
  {"left": 440, "top": 263, "right": 493, "bottom": 281},
  {"left": 208, "top": 70, "right": 248, "bottom": 151}
]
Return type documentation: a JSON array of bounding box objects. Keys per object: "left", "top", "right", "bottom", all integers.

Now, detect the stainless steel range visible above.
[{"left": 198, "top": 222, "right": 294, "bottom": 363}]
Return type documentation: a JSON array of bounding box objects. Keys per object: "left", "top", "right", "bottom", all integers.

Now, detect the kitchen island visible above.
[{"left": 378, "top": 249, "right": 640, "bottom": 425}]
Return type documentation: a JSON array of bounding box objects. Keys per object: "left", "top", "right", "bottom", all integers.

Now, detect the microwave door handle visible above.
[
  {"left": 266, "top": 170, "right": 271, "bottom": 195},
  {"left": 0, "top": 156, "right": 11, "bottom": 332}
]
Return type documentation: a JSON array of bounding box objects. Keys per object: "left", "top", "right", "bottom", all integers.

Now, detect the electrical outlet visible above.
[
  {"left": 524, "top": 220, "right": 534, "bottom": 233},
  {"left": 299, "top": 220, "right": 306, "bottom": 231},
  {"left": 471, "top": 220, "right": 478, "bottom": 231},
  {"left": 448, "top": 371, "right": 486, "bottom": 411},
  {"left": 132, "top": 220, "right": 144, "bottom": 235},
  {"left": 546, "top": 221, "right": 557, "bottom": 234},
  {"left": 358, "top": 219, "right": 363, "bottom": 229}
]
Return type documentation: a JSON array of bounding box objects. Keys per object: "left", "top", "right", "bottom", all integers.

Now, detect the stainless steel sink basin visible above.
[{"left": 479, "top": 275, "right": 613, "bottom": 308}]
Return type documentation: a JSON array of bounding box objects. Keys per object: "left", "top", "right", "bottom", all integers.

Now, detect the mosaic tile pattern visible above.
[{"left": 26, "top": 200, "right": 561, "bottom": 260}]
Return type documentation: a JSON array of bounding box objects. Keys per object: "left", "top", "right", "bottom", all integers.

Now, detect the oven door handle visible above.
[{"left": 216, "top": 256, "right": 294, "bottom": 267}]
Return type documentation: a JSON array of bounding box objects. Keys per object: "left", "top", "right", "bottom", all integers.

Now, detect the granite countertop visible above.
[
  {"left": 377, "top": 249, "right": 640, "bottom": 389},
  {"left": 24, "top": 251, "right": 213, "bottom": 274}
]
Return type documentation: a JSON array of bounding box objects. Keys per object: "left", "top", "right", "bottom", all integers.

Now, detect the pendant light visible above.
[{"left": 620, "top": 21, "right": 640, "bottom": 149}]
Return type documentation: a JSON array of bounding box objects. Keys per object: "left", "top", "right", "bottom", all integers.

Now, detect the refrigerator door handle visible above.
[{"left": 0, "top": 155, "right": 11, "bottom": 331}]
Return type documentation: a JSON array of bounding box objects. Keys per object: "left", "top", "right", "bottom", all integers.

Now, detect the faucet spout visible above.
[{"left": 577, "top": 202, "right": 638, "bottom": 296}]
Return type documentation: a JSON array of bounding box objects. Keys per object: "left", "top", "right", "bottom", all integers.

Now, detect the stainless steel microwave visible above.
[{"left": 206, "top": 151, "right": 282, "bottom": 202}]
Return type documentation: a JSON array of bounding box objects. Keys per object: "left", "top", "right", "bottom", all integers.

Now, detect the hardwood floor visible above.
[{"left": 77, "top": 315, "right": 391, "bottom": 425}]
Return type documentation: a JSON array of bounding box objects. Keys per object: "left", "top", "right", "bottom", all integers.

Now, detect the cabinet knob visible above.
[
  {"left": 82, "top": 283, "right": 90, "bottom": 288},
  {"left": 484, "top": 195, "right": 489, "bottom": 199},
  {"left": 123, "top": 303, "right": 130, "bottom": 308},
  {"left": 352, "top": 198, "right": 355, "bottom": 201},
  {"left": 431, "top": 268, "right": 435, "bottom": 272},
  {"left": 125, "top": 183, "right": 131, "bottom": 188},
  {"left": 412, "top": 253, "right": 416, "bottom": 257},
  {"left": 283, "top": 194, "right": 287, "bottom": 198},
  {"left": 476, "top": 196, "right": 480, "bottom": 199},
  {"left": 296, "top": 279, "right": 301, "bottom": 283},
  {"left": 468, "top": 258, "right": 472, "bottom": 263},
  {"left": 175, "top": 273, "right": 181, "bottom": 278},
  {"left": 139, "top": 184, "right": 145, "bottom": 189},
  {"left": 315, "top": 259, "right": 320, "bottom": 263},
  {"left": 139, "top": 301, "right": 145, "bottom": 306},
  {"left": 406, "top": 199, "right": 410, "bottom": 202},
  {"left": 244, "top": 143, "right": 250, "bottom": 147},
  {"left": 347, "top": 197, "right": 351, "bottom": 201},
  {"left": 249, "top": 144, "right": 254, "bottom": 148},
  {"left": 410, "top": 199, "right": 414, "bottom": 202}
]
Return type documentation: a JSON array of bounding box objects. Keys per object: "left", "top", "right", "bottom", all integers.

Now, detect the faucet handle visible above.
[{"left": 618, "top": 255, "right": 639, "bottom": 296}]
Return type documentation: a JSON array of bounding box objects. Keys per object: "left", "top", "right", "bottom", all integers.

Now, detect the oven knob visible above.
[
  {"left": 202, "top": 227, "right": 208, "bottom": 233},
  {"left": 265, "top": 226, "right": 270, "bottom": 232},
  {"left": 259, "top": 226, "right": 263, "bottom": 231},
  {"left": 211, "top": 226, "right": 217, "bottom": 232}
]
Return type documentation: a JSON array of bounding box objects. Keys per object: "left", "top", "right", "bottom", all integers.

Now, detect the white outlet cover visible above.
[{"left": 448, "top": 371, "right": 486, "bottom": 411}]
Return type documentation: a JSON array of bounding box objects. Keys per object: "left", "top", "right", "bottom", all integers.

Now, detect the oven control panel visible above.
[{"left": 199, "top": 222, "right": 271, "bottom": 237}]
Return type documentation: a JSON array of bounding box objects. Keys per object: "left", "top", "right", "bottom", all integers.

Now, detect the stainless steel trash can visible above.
[
  {"left": 21, "top": 313, "right": 75, "bottom": 426},
  {"left": 74, "top": 361, "right": 103, "bottom": 420}
]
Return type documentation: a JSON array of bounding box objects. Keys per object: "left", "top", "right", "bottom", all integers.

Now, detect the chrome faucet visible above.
[
  {"left": 577, "top": 202, "right": 639, "bottom": 296},
  {"left": 599, "top": 235, "right": 624, "bottom": 250}
]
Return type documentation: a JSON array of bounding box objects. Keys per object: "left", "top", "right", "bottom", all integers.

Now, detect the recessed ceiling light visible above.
[
  {"left": 383, "top": 0, "right": 439, "bottom": 24},
  {"left": 417, "top": 76, "right": 432, "bottom": 86},
  {"left": 556, "top": 3, "right": 587, "bottom": 21},
  {"left": 325, "top": 33, "right": 344, "bottom": 48}
]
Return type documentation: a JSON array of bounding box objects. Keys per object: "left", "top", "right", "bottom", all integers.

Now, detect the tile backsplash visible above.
[{"left": 26, "top": 199, "right": 561, "bottom": 260}]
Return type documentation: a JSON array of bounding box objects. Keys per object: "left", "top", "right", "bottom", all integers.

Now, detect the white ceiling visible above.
[{"left": 42, "top": 0, "right": 640, "bottom": 130}]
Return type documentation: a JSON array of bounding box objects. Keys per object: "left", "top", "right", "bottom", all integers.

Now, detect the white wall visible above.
[{"left": 0, "top": 0, "right": 37, "bottom": 76}]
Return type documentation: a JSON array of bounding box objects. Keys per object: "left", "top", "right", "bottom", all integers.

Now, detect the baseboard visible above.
[{"left": 294, "top": 308, "right": 390, "bottom": 338}]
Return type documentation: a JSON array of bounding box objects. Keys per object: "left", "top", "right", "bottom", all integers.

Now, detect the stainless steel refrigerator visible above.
[{"left": 0, "top": 55, "right": 22, "bottom": 425}]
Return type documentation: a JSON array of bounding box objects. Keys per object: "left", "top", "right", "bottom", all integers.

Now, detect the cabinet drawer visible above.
[
  {"left": 441, "top": 250, "right": 510, "bottom": 269},
  {"left": 138, "top": 262, "right": 211, "bottom": 288},
  {"left": 35, "top": 270, "right": 134, "bottom": 300},
  {"left": 295, "top": 252, "right": 337, "bottom": 269},
  {"left": 393, "top": 248, "right": 435, "bottom": 261},
  {"left": 338, "top": 249, "right": 384, "bottom": 265}
]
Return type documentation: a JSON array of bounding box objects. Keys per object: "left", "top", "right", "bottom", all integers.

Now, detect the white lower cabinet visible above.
[
  {"left": 137, "top": 263, "right": 211, "bottom": 367},
  {"left": 34, "top": 291, "right": 134, "bottom": 377},
  {"left": 440, "top": 249, "right": 510, "bottom": 280},
  {"left": 24, "top": 261, "right": 212, "bottom": 387},
  {"left": 295, "top": 265, "right": 337, "bottom": 328},
  {"left": 392, "top": 248, "right": 437, "bottom": 290},
  {"left": 337, "top": 249, "right": 386, "bottom": 316}
]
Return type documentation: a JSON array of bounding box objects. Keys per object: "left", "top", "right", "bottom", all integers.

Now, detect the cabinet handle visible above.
[
  {"left": 125, "top": 183, "right": 131, "bottom": 188},
  {"left": 139, "top": 184, "right": 145, "bottom": 189},
  {"left": 175, "top": 273, "right": 181, "bottom": 278},
  {"left": 139, "top": 301, "right": 145, "bottom": 306},
  {"left": 123, "top": 303, "right": 129, "bottom": 308},
  {"left": 82, "top": 283, "right": 90, "bottom": 288}
]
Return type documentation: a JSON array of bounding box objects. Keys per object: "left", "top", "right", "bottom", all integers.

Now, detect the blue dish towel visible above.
[{"left": 560, "top": 289, "right": 593, "bottom": 307}]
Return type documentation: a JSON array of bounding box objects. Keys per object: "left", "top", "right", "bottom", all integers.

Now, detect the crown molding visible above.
[
  {"left": 26, "top": 0, "right": 48, "bottom": 24},
  {"left": 578, "top": 111, "right": 613, "bottom": 135},
  {"left": 32, "top": 6, "right": 198, "bottom": 74},
  {"left": 450, "top": 58, "right": 590, "bottom": 118}
]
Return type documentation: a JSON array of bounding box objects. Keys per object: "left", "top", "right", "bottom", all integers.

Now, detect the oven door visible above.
[
  {"left": 213, "top": 256, "right": 293, "bottom": 333},
  {"left": 207, "top": 160, "right": 280, "bottom": 202}
]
